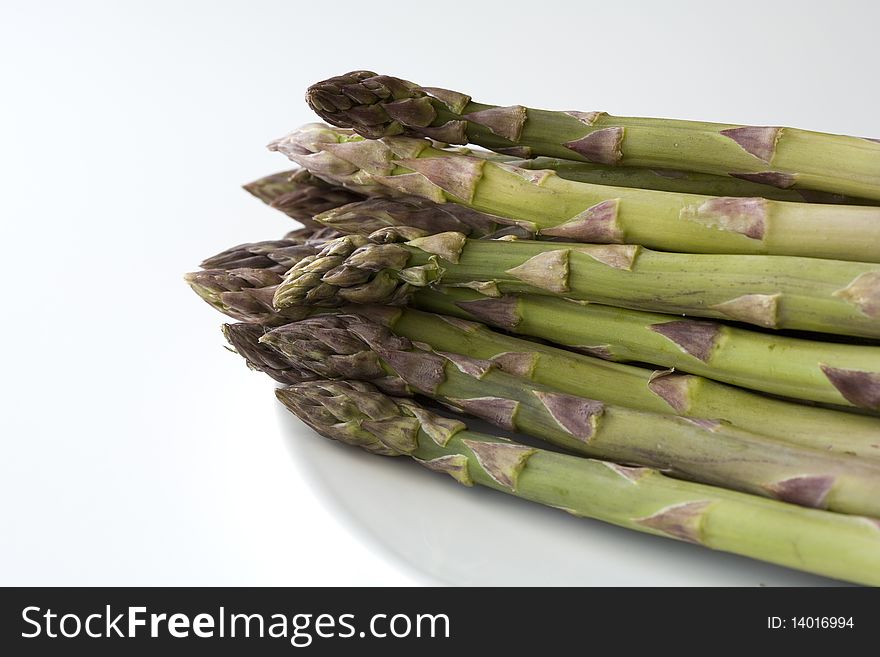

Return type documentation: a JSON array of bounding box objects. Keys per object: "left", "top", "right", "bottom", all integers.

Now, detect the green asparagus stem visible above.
[
  {"left": 307, "top": 71, "right": 880, "bottom": 201},
  {"left": 277, "top": 379, "right": 880, "bottom": 585},
  {"left": 273, "top": 232, "right": 880, "bottom": 339},
  {"left": 511, "top": 157, "right": 875, "bottom": 205},
  {"left": 243, "top": 168, "right": 365, "bottom": 225},
  {"left": 270, "top": 124, "right": 880, "bottom": 263},
  {"left": 259, "top": 314, "right": 880, "bottom": 518},
  {"left": 413, "top": 287, "right": 880, "bottom": 411},
  {"left": 253, "top": 155, "right": 874, "bottom": 208}
]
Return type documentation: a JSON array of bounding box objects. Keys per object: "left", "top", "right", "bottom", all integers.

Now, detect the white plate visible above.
[{"left": 277, "top": 405, "right": 845, "bottom": 586}]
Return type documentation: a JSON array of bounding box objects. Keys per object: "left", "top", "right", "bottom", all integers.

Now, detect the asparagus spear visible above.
[
  {"left": 307, "top": 71, "right": 880, "bottom": 201},
  {"left": 276, "top": 378, "right": 880, "bottom": 585},
  {"left": 276, "top": 381, "right": 880, "bottom": 585},
  {"left": 243, "top": 168, "right": 365, "bottom": 225},
  {"left": 273, "top": 232, "right": 880, "bottom": 339},
  {"left": 259, "top": 314, "right": 880, "bottom": 517},
  {"left": 413, "top": 287, "right": 880, "bottom": 411},
  {"left": 254, "top": 162, "right": 874, "bottom": 211},
  {"left": 271, "top": 124, "right": 880, "bottom": 264}
]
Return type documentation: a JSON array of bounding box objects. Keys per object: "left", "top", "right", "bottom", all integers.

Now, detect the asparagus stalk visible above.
[
  {"left": 273, "top": 232, "right": 880, "bottom": 339},
  {"left": 271, "top": 124, "right": 880, "bottom": 263},
  {"left": 258, "top": 314, "right": 880, "bottom": 518},
  {"left": 243, "top": 168, "right": 365, "bottom": 225},
  {"left": 307, "top": 71, "right": 880, "bottom": 201},
  {"left": 254, "top": 160, "right": 874, "bottom": 210},
  {"left": 510, "top": 157, "right": 875, "bottom": 205},
  {"left": 276, "top": 379, "right": 880, "bottom": 586},
  {"left": 254, "top": 161, "right": 874, "bottom": 211},
  {"left": 413, "top": 287, "right": 880, "bottom": 411}
]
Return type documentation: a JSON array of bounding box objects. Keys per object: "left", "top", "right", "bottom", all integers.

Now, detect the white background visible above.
[{"left": 1, "top": 0, "right": 876, "bottom": 585}]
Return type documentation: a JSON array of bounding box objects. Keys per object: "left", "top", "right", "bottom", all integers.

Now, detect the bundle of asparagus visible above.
[{"left": 187, "top": 73, "right": 880, "bottom": 585}]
